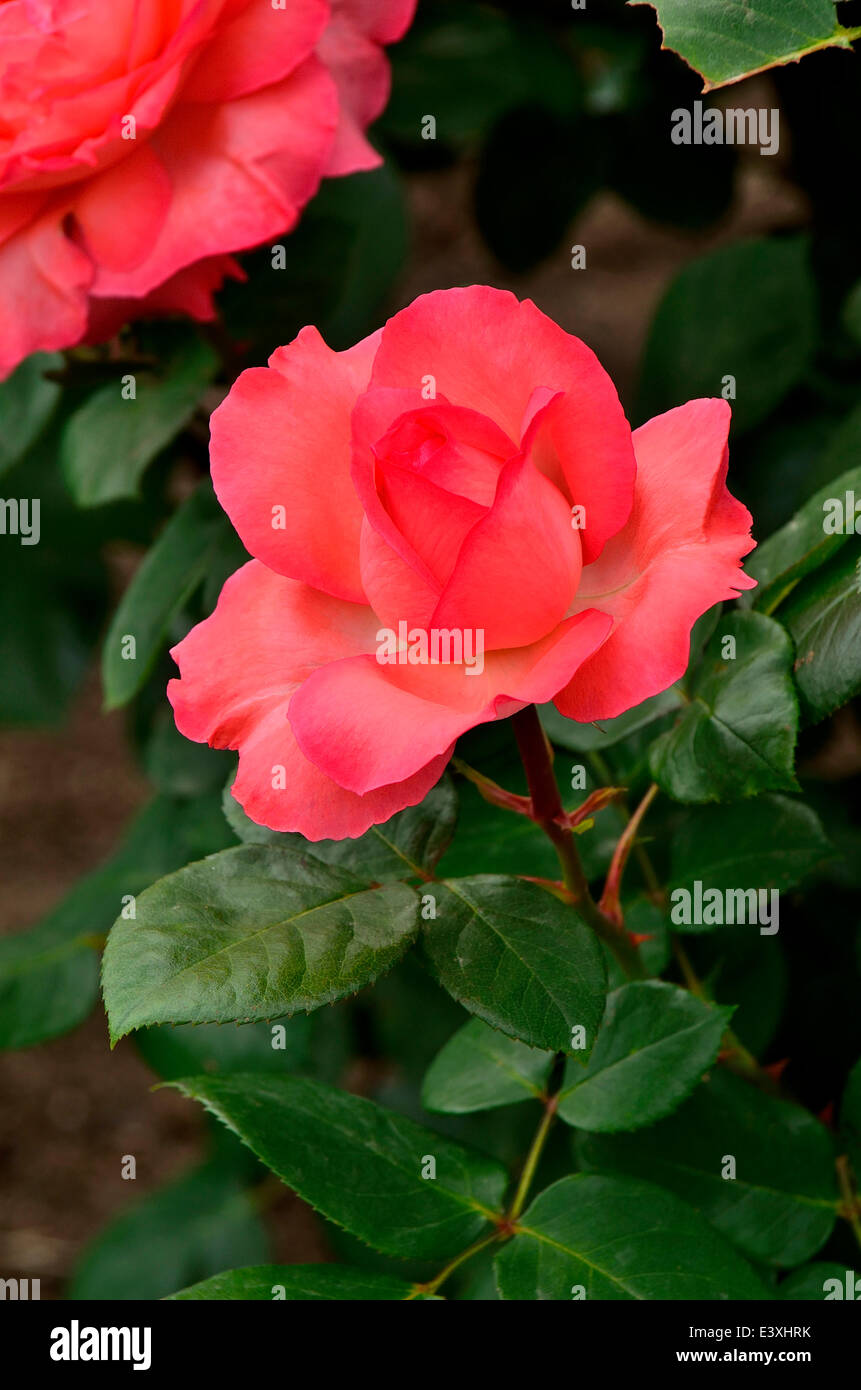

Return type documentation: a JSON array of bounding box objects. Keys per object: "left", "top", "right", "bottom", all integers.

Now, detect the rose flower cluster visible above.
[{"left": 0, "top": 0, "right": 415, "bottom": 377}]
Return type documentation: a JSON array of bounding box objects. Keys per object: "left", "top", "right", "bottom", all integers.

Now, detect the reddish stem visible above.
[{"left": 599, "top": 782, "right": 659, "bottom": 926}]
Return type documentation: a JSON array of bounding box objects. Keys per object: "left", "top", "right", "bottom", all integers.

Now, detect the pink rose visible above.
[
  {"left": 0, "top": 0, "right": 415, "bottom": 377},
  {"left": 169, "top": 287, "right": 756, "bottom": 840}
]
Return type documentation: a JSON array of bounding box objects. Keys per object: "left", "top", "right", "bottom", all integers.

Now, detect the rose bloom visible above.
[
  {"left": 169, "top": 287, "right": 756, "bottom": 840},
  {"left": 0, "top": 0, "right": 414, "bottom": 378}
]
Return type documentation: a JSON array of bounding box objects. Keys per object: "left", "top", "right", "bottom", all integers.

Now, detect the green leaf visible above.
[
  {"left": 558, "top": 982, "right": 730, "bottom": 1133},
  {"left": 840, "top": 1058, "right": 861, "bottom": 1176},
  {"left": 649, "top": 611, "right": 799, "bottom": 802},
  {"left": 380, "top": 7, "right": 579, "bottom": 147},
  {"left": 744, "top": 465, "right": 861, "bottom": 615},
  {"left": 609, "top": 896, "right": 671, "bottom": 983},
  {"left": 437, "top": 780, "right": 558, "bottom": 879},
  {"left": 0, "top": 931, "right": 98, "bottom": 1055},
  {"left": 437, "top": 775, "right": 624, "bottom": 892},
  {"left": 495, "top": 1174, "right": 768, "bottom": 1299},
  {"left": 201, "top": 521, "right": 249, "bottom": 613},
  {"left": 134, "top": 1014, "right": 312, "bottom": 1081},
  {"left": 578, "top": 1069, "right": 839, "bottom": 1267},
  {"left": 169, "top": 1072, "right": 508, "bottom": 1259},
  {"left": 220, "top": 168, "right": 407, "bottom": 359},
  {"left": 102, "top": 843, "right": 419, "bottom": 1042},
  {"left": 0, "top": 559, "right": 90, "bottom": 725},
  {"left": 628, "top": 0, "right": 855, "bottom": 91},
  {"left": 637, "top": 238, "right": 817, "bottom": 434},
  {"left": 469, "top": 723, "right": 627, "bottom": 868},
  {"left": 0, "top": 352, "right": 62, "bottom": 478},
  {"left": 668, "top": 794, "right": 834, "bottom": 932},
  {"left": 365, "top": 954, "right": 472, "bottom": 1086},
  {"left": 541, "top": 690, "right": 682, "bottom": 753},
  {"left": 708, "top": 925, "right": 788, "bottom": 1056},
  {"left": 779, "top": 1263, "right": 858, "bottom": 1300},
  {"left": 422, "top": 1018, "right": 553, "bottom": 1114},
  {"left": 61, "top": 332, "right": 218, "bottom": 506},
  {"left": 69, "top": 1159, "right": 267, "bottom": 1300},
  {"left": 168, "top": 1265, "right": 428, "bottom": 1301},
  {"left": 0, "top": 792, "right": 232, "bottom": 1050},
  {"left": 101, "top": 482, "right": 230, "bottom": 709},
  {"left": 223, "top": 772, "right": 457, "bottom": 882},
  {"left": 0, "top": 418, "right": 111, "bottom": 725},
  {"left": 781, "top": 544, "right": 861, "bottom": 724},
  {"left": 318, "top": 166, "right": 409, "bottom": 351},
  {"left": 421, "top": 876, "right": 607, "bottom": 1054},
  {"left": 144, "top": 707, "right": 232, "bottom": 797}
]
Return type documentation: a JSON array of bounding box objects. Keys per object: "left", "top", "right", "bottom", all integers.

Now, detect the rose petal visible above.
[
  {"left": 209, "top": 326, "right": 381, "bottom": 603},
  {"left": 370, "top": 286, "right": 636, "bottom": 563},
  {"left": 169, "top": 559, "right": 448, "bottom": 839},
  {"left": 316, "top": 0, "right": 417, "bottom": 175},
  {"left": 357, "top": 517, "right": 440, "bottom": 631},
  {"left": 289, "top": 607, "right": 611, "bottom": 794},
  {"left": 182, "top": 0, "right": 329, "bottom": 104},
  {"left": 334, "top": 0, "right": 418, "bottom": 45},
  {"left": 90, "top": 56, "right": 338, "bottom": 299},
  {"left": 556, "top": 399, "right": 756, "bottom": 722},
  {"left": 350, "top": 390, "right": 515, "bottom": 624},
  {"left": 84, "top": 254, "right": 244, "bottom": 341},
  {"left": 430, "top": 392, "right": 581, "bottom": 649},
  {"left": 231, "top": 701, "right": 453, "bottom": 840},
  {"left": 0, "top": 204, "right": 93, "bottom": 377},
  {"left": 74, "top": 142, "right": 171, "bottom": 273}
]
